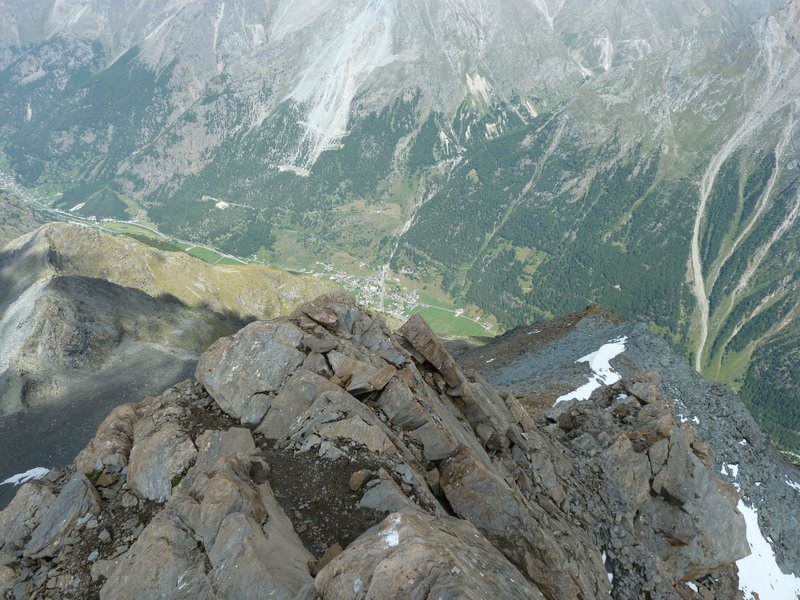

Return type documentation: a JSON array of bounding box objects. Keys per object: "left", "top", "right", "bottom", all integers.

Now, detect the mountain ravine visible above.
[
  {"left": 1, "top": 0, "right": 799, "bottom": 452},
  {"left": 2, "top": 292, "right": 798, "bottom": 599}
]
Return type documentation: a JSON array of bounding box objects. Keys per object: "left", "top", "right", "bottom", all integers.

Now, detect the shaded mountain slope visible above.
[
  {"left": 0, "top": 223, "right": 333, "bottom": 509},
  {"left": 0, "top": 190, "right": 49, "bottom": 248}
]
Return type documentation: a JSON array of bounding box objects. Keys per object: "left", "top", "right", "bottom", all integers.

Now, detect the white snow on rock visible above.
[
  {"left": 736, "top": 500, "right": 800, "bottom": 599},
  {"left": 1, "top": 467, "right": 49, "bottom": 486},
  {"left": 721, "top": 464, "right": 739, "bottom": 479},
  {"left": 555, "top": 336, "right": 628, "bottom": 404},
  {"left": 787, "top": 478, "right": 800, "bottom": 493}
]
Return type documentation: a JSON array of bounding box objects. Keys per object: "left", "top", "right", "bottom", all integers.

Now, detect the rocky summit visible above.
[{"left": 0, "top": 293, "right": 760, "bottom": 599}]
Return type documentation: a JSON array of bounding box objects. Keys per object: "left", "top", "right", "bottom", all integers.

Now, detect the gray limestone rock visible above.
[
  {"left": 24, "top": 474, "right": 101, "bottom": 559},
  {"left": 376, "top": 378, "right": 429, "bottom": 430},
  {"left": 128, "top": 422, "right": 197, "bottom": 502},
  {"left": 315, "top": 511, "right": 545, "bottom": 600},
  {"left": 256, "top": 369, "right": 341, "bottom": 439},
  {"left": 196, "top": 320, "right": 306, "bottom": 422},
  {"left": 74, "top": 401, "right": 143, "bottom": 475},
  {"left": 205, "top": 511, "right": 312, "bottom": 599},
  {"left": 0, "top": 481, "right": 55, "bottom": 552},
  {"left": 180, "top": 428, "right": 257, "bottom": 491},
  {"left": 0, "top": 293, "right": 767, "bottom": 600},
  {"left": 99, "top": 511, "right": 209, "bottom": 600},
  {"left": 440, "top": 445, "right": 611, "bottom": 600}
]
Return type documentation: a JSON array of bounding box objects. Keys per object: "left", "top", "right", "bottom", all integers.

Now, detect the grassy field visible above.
[
  {"left": 411, "top": 292, "right": 495, "bottom": 338},
  {"left": 99, "top": 221, "right": 495, "bottom": 338},
  {"left": 100, "top": 221, "right": 245, "bottom": 266},
  {"left": 412, "top": 305, "right": 492, "bottom": 337}
]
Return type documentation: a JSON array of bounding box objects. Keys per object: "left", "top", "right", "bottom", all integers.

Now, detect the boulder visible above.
[
  {"left": 99, "top": 511, "right": 209, "bottom": 600},
  {"left": 128, "top": 422, "right": 197, "bottom": 502},
  {"left": 0, "top": 481, "right": 55, "bottom": 552},
  {"left": 440, "top": 445, "right": 610, "bottom": 600},
  {"left": 205, "top": 510, "right": 311, "bottom": 599},
  {"left": 256, "top": 369, "right": 341, "bottom": 439},
  {"left": 74, "top": 402, "right": 141, "bottom": 474},
  {"left": 197, "top": 320, "right": 305, "bottom": 423},
  {"left": 24, "top": 473, "right": 101, "bottom": 559},
  {"left": 315, "top": 511, "right": 545, "bottom": 600}
]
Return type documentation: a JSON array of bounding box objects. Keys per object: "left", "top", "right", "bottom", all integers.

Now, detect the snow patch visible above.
[
  {"left": 383, "top": 514, "right": 401, "bottom": 548},
  {"left": 721, "top": 464, "right": 739, "bottom": 479},
  {"left": 686, "top": 582, "right": 698, "bottom": 592},
  {"left": 2, "top": 467, "right": 49, "bottom": 486},
  {"left": 786, "top": 478, "right": 800, "bottom": 493},
  {"left": 602, "top": 550, "right": 613, "bottom": 583},
  {"left": 555, "top": 336, "right": 627, "bottom": 404},
  {"left": 736, "top": 500, "right": 800, "bottom": 599}
]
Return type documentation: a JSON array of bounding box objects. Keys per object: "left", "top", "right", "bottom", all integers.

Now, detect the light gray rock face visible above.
[
  {"left": 315, "top": 511, "right": 546, "bottom": 600},
  {"left": 256, "top": 368, "right": 340, "bottom": 440},
  {"left": 0, "top": 482, "right": 55, "bottom": 552},
  {"left": 543, "top": 377, "right": 751, "bottom": 593},
  {"left": 24, "top": 473, "right": 101, "bottom": 559},
  {"left": 127, "top": 397, "right": 198, "bottom": 502},
  {"left": 99, "top": 511, "right": 209, "bottom": 600},
  {"left": 196, "top": 320, "right": 306, "bottom": 423},
  {"left": 0, "top": 294, "right": 756, "bottom": 599},
  {"left": 74, "top": 402, "right": 146, "bottom": 475},
  {"left": 205, "top": 511, "right": 309, "bottom": 600}
]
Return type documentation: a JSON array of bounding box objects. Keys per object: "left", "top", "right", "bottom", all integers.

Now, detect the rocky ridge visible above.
[
  {"left": 458, "top": 308, "right": 800, "bottom": 580},
  {"left": 0, "top": 293, "right": 753, "bottom": 599},
  {"left": 0, "top": 222, "right": 333, "bottom": 510}
]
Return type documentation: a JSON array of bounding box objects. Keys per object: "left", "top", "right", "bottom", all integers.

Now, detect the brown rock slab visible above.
[
  {"left": 315, "top": 511, "right": 545, "bottom": 599},
  {"left": 349, "top": 470, "right": 372, "bottom": 492}
]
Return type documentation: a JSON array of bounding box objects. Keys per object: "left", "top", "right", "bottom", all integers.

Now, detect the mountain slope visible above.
[
  {"left": 457, "top": 307, "right": 800, "bottom": 580},
  {"left": 0, "top": 293, "right": 764, "bottom": 598},
  {"left": 0, "top": 222, "right": 333, "bottom": 508},
  {"left": 0, "top": 0, "right": 798, "bottom": 448},
  {"left": 0, "top": 189, "right": 49, "bottom": 247}
]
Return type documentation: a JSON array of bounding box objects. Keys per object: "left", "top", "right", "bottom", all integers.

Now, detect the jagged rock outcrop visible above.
[
  {"left": 459, "top": 308, "right": 800, "bottom": 585},
  {"left": 0, "top": 293, "right": 751, "bottom": 599}
]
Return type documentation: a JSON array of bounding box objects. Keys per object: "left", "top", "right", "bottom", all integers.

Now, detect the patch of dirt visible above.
[
  {"left": 257, "top": 442, "right": 387, "bottom": 558},
  {"left": 181, "top": 385, "right": 239, "bottom": 440}
]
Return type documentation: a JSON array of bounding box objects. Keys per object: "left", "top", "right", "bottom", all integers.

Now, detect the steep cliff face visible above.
[{"left": 0, "top": 293, "right": 761, "bottom": 599}]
